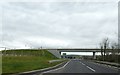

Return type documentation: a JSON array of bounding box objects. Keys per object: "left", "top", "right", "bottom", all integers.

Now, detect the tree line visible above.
[{"left": 97, "top": 37, "right": 119, "bottom": 63}]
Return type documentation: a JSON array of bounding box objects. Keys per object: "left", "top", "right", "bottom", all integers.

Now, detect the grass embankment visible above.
[{"left": 2, "top": 49, "right": 63, "bottom": 75}]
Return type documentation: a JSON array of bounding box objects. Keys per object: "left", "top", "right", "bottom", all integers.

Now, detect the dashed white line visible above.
[
  {"left": 80, "top": 62, "right": 86, "bottom": 66},
  {"left": 86, "top": 66, "right": 96, "bottom": 72},
  {"left": 80, "top": 61, "right": 95, "bottom": 72}
]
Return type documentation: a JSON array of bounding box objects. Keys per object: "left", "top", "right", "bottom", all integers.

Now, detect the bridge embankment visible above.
[{"left": 47, "top": 50, "right": 61, "bottom": 58}]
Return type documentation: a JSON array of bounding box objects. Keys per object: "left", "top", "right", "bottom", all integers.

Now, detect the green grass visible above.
[{"left": 2, "top": 49, "right": 62, "bottom": 74}]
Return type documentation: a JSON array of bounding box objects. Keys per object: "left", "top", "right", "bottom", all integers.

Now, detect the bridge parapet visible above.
[{"left": 56, "top": 49, "right": 116, "bottom": 52}]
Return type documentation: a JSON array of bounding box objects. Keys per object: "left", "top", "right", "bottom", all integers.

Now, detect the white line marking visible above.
[
  {"left": 86, "top": 66, "right": 95, "bottom": 72},
  {"left": 80, "top": 62, "right": 86, "bottom": 66},
  {"left": 82, "top": 63, "right": 85, "bottom": 65},
  {"left": 42, "top": 60, "right": 71, "bottom": 74},
  {"left": 80, "top": 61, "right": 95, "bottom": 72},
  {"left": 62, "top": 60, "right": 71, "bottom": 68}
]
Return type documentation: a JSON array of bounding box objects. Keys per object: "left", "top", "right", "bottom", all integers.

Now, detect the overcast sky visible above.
[{"left": 0, "top": 0, "right": 119, "bottom": 49}]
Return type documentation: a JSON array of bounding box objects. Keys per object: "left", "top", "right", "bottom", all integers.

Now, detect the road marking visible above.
[
  {"left": 80, "top": 61, "right": 95, "bottom": 72},
  {"left": 86, "top": 66, "right": 95, "bottom": 72},
  {"left": 42, "top": 60, "right": 71, "bottom": 74},
  {"left": 82, "top": 63, "right": 85, "bottom": 65},
  {"left": 62, "top": 60, "right": 71, "bottom": 68},
  {"left": 80, "top": 62, "right": 86, "bottom": 66}
]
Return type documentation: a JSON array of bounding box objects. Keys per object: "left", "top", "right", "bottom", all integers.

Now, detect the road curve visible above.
[{"left": 41, "top": 59, "right": 119, "bottom": 75}]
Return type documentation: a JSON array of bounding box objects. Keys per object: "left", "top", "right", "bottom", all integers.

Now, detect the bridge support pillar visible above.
[
  {"left": 59, "top": 51, "right": 61, "bottom": 55},
  {"left": 59, "top": 51, "right": 62, "bottom": 58},
  {"left": 93, "top": 52, "right": 96, "bottom": 59}
]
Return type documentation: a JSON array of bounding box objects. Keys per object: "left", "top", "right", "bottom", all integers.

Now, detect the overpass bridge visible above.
[
  {"left": 50, "top": 48, "right": 114, "bottom": 52},
  {"left": 47, "top": 48, "right": 116, "bottom": 59},
  {"left": 1, "top": 47, "right": 117, "bottom": 59}
]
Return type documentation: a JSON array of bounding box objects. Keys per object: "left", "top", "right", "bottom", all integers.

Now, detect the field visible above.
[{"left": 2, "top": 49, "right": 62, "bottom": 75}]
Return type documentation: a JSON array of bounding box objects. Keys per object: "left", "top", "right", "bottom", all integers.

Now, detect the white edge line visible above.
[
  {"left": 42, "top": 60, "right": 71, "bottom": 74},
  {"left": 62, "top": 60, "right": 71, "bottom": 68},
  {"left": 18, "top": 60, "right": 65, "bottom": 74},
  {"left": 86, "top": 66, "right": 96, "bottom": 72}
]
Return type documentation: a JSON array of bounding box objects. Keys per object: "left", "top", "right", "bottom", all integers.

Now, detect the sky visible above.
[{"left": 0, "top": 0, "right": 119, "bottom": 50}]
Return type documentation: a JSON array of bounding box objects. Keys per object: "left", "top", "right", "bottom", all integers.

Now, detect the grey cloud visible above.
[{"left": 1, "top": 2, "right": 118, "bottom": 48}]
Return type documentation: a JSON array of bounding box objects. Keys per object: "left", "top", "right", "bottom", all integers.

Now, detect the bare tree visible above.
[
  {"left": 110, "top": 42, "right": 119, "bottom": 62},
  {"left": 100, "top": 43, "right": 103, "bottom": 60},
  {"left": 100, "top": 37, "right": 109, "bottom": 61}
]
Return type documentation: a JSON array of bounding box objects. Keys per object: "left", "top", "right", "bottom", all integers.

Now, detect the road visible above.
[{"left": 42, "top": 59, "right": 119, "bottom": 75}]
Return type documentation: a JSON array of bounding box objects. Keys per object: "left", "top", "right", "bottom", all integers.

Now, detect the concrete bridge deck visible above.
[{"left": 48, "top": 48, "right": 118, "bottom": 52}]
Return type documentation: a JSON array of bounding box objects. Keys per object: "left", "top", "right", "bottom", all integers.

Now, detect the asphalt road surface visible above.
[{"left": 41, "top": 59, "right": 119, "bottom": 75}]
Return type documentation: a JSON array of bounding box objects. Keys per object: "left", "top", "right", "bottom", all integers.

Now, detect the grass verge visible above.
[{"left": 2, "top": 49, "right": 63, "bottom": 75}]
